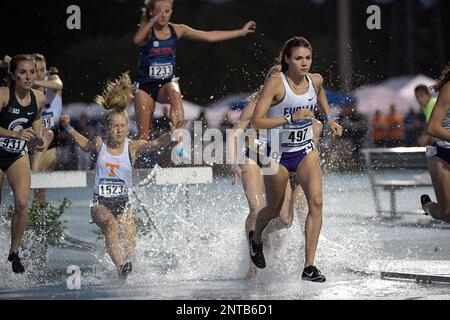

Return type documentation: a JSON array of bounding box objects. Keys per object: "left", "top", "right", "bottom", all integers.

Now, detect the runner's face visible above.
[
  {"left": 108, "top": 114, "right": 129, "bottom": 143},
  {"left": 12, "top": 60, "right": 36, "bottom": 90},
  {"left": 151, "top": 0, "right": 173, "bottom": 26},
  {"left": 35, "top": 61, "right": 47, "bottom": 81},
  {"left": 285, "top": 47, "right": 312, "bottom": 76}
]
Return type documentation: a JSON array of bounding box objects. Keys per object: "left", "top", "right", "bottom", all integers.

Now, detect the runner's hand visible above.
[
  {"left": 232, "top": 167, "right": 243, "bottom": 185},
  {"left": 2, "top": 55, "right": 11, "bottom": 65},
  {"left": 35, "top": 135, "right": 45, "bottom": 152},
  {"left": 292, "top": 109, "right": 314, "bottom": 122},
  {"left": 17, "top": 128, "right": 36, "bottom": 141},
  {"left": 151, "top": 2, "right": 171, "bottom": 24},
  {"left": 241, "top": 21, "right": 256, "bottom": 36},
  {"left": 328, "top": 120, "right": 343, "bottom": 137}
]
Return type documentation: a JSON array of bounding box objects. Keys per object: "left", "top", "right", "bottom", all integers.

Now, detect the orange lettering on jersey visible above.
[{"left": 105, "top": 163, "right": 120, "bottom": 177}]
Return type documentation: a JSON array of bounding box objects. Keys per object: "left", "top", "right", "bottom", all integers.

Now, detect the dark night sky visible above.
[{"left": 1, "top": 0, "right": 449, "bottom": 104}]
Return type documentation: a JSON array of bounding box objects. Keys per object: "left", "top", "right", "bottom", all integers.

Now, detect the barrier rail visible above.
[
  {"left": 361, "top": 148, "right": 432, "bottom": 216},
  {"left": 2, "top": 166, "right": 213, "bottom": 251}
]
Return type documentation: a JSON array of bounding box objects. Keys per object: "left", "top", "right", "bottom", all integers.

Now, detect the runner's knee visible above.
[
  {"left": 308, "top": 194, "right": 323, "bottom": 212},
  {"left": 14, "top": 197, "right": 28, "bottom": 214},
  {"left": 279, "top": 211, "right": 293, "bottom": 227},
  {"left": 44, "top": 129, "right": 54, "bottom": 142},
  {"left": 168, "top": 89, "right": 182, "bottom": 105}
]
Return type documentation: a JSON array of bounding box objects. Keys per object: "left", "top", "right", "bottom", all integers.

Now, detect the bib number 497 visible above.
[
  {"left": 282, "top": 126, "right": 312, "bottom": 147},
  {"left": 288, "top": 129, "right": 309, "bottom": 143}
]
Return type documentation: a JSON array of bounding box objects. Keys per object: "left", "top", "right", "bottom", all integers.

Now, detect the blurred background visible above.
[{"left": 1, "top": 0, "right": 449, "bottom": 170}]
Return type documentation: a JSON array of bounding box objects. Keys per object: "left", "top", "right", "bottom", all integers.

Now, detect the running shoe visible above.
[
  {"left": 248, "top": 231, "right": 266, "bottom": 269},
  {"left": 421, "top": 194, "right": 432, "bottom": 215},
  {"left": 118, "top": 262, "right": 132, "bottom": 282},
  {"left": 8, "top": 252, "right": 25, "bottom": 274},
  {"left": 302, "top": 265, "right": 326, "bottom": 282}
]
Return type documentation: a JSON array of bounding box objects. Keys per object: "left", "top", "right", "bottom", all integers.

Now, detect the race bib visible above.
[
  {"left": 281, "top": 121, "right": 313, "bottom": 148},
  {"left": 42, "top": 116, "right": 55, "bottom": 129},
  {"left": 98, "top": 181, "right": 126, "bottom": 198},
  {"left": 149, "top": 63, "right": 173, "bottom": 80},
  {"left": 0, "top": 137, "right": 26, "bottom": 153}
]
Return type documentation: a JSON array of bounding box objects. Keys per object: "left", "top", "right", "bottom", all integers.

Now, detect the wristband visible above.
[
  {"left": 149, "top": 18, "right": 157, "bottom": 25},
  {"left": 284, "top": 113, "right": 293, "bottom": 124},
  {"left": 325, "top": 114, "right": 333, "bottom": 122},
  {"left": 63, "top": 125, "right": 74, "bottom": 133}
]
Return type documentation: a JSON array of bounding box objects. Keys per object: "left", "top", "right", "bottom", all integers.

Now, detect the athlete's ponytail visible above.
[{"left": 94, "top": 72, "right": 134, "bottom": 111}]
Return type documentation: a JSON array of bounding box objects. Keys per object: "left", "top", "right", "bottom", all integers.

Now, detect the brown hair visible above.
[
  {"left": 433, "top": 62, "right": 450, "bottom": 92},
  {"left": 8, "top": 54, "right": 36, "bottom": 87},
  {"left": 414, "top": 84, "right": 430, "bottom": 95},
  {"left": 276, "top": 37, "right": 313, "bottom": 73},
  {"left": 141, "top": 0, "right": 173, "bottom": 23},
  {"left": 248, "top": 65, "right": 282, "bottom": 103},
  {"left": 94, "top": 72, "right": 134, "bottom": 110}
]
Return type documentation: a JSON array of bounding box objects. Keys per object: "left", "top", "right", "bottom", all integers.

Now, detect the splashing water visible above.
[{"left": 4, "top": 169, "right": 449, "bottom": 299}]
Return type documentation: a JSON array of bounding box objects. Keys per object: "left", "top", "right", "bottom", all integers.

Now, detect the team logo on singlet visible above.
[
  {"left": 153, "top": 41, "right": 160, "bottom": 48},
  {"left": 8, "top": 107, "right": 20, "bottom": 115},
  {"left": 105, "top": 162, "right": 121, "bottom": 177},
  {"left": 9, "top": 118, "right": 29, "bottom": 131}
]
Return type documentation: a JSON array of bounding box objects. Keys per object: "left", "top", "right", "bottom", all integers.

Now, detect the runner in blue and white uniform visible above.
[
  {"left": 31, "top": 54, "right": 64, "bottom": 200},
  {"left": 421, "top": 62, "right": 450, "bottom": 222},
  {"left": 0, "top": 54, "right": 46, "bottom": 274},
  {"left": 133, "top": 0, "right": 256, "bottom": 141},
  {"left": 249, "top": 37, "right": 342, "bottom": 282},
  {"left": 60, "top": 72, "right": 185, "bottom": 281}
]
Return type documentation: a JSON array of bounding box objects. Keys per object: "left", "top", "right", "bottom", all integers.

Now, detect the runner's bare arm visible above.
[
  {"left": 428, "top": 82, "right": 450, "bottom": 142},
  {"left": 34, "top": 74, "right": 63, "bottom": 91},
  {"left": 174, "top": 21, "right": 256, "bottom": 42},
  {"left": 60, "top": 114, "right": 100, "bottom": 152},
  {"left": 251, "top": 75, "right": 290, "bottom": 129},
  {"left": 313, "top": 74, "right": 342, "bottom": 137}
]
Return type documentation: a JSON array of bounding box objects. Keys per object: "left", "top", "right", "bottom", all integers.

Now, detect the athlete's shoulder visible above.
[
  {"left": 0, "top": 86, "right": 9, "bottom": 108},
  {"left": 94, "top": 136, "right": 104, "bottom": 154},
  {"left": 0, "top": 86, "right": 8, "bottom": 96},
  {"left": 171, "top": 23, "right": 189, "bottom": 37},
  {"left": 264, "top": 72, "right": 284, "bottom": 93},
  {"left": 32, "top": 88, "right": 46, "bottom": 107},
  {"left": 437, "top": 82, "right": 450, "bottom": 109},
  {"left": 310, "top": 73, "right": 324, "bottom": 87},
  {"left": 266, "top": 72, "right": 283, "bottom": 86}
]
